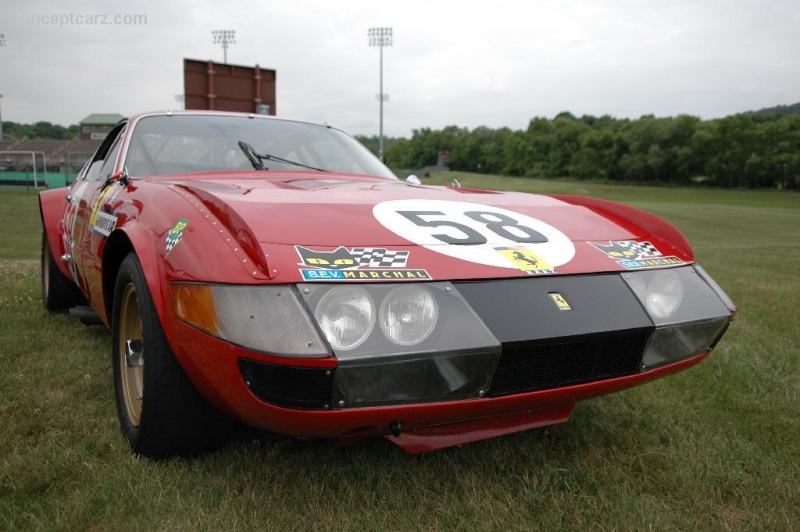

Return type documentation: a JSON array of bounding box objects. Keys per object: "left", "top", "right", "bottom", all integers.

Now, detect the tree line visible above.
[
  {"left": 5, "top": 111, "right": 798, "bottom": 189},
  {"left": 359, "top": 110, "right": 800, "bottom": 189},
  {"left": 2, "top": 121, "right": 79, "bottom": 140}
]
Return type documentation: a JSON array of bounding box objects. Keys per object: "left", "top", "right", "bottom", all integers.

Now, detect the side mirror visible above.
[{"left": 105, "top": 167, "right": 130, "bottom": 187}]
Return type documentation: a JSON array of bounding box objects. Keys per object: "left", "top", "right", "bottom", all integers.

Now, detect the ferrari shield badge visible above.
[
  {"left": 166, "top": 219, "right": 189, "bottom": 255},
  {"left": 549, "top": 292, "right": 572, "bottom": 311},
  {"left": 495, "top": 246, "right": 557, "bottom": 275}
]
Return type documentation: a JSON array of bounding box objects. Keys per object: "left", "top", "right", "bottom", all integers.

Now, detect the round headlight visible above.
[
  {"left": 379, "top": 285, "right": 439, "bottom": 346},
  {"left": 315, "top": 287, "right": 375, "bottom": 351},
  {"left": 646, "top": 271, "right": 684, "bottom": 319}
]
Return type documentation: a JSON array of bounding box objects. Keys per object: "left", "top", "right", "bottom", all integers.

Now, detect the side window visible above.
[
  {"left": 82, "top": 123, "right": 127, "bottom": 181},
  {"left": 82, "top": 160, "right": 105, "bottom": 182},
  {"left": 97, "top": 134, "right": 124, "bottom": 180}
]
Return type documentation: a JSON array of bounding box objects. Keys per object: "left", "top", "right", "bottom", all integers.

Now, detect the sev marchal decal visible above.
[
  {"left": 590, "top": 240, "right": 685, "bottom": 270},
  {"left": 166, "top": 219, "right": 189, "bottom": 255},
  {"left": 373, "top": 199, "right": 575, "bottom": 271},
  {"left": 618, "top": 256, "right": 685, "bottom": 269},
  {"left": 296, "top": 246, "right": 430, "bottom": 281}
]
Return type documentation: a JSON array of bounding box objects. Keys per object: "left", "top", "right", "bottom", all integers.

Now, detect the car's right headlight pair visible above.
[
  {"left": 314, "top": 285, "right": 438, "bottom": 351},
  {"left": 622, "top": 266, "right": 735, "bottom": 370}
]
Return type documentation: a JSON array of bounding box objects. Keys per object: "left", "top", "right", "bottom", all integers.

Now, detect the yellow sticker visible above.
[
  {"left": 549, "top": 292, "right": 572, "bottom": 311},
  {"left": 89, "top": 185, "right": 117, "bottom": 226},
  {"left": 494, "top": 247, "right": 556, "bottom": 275}
]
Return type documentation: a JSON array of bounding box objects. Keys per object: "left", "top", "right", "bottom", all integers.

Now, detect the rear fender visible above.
[{"left": 39, "top": 188, "right": 72, "bottom": 279}]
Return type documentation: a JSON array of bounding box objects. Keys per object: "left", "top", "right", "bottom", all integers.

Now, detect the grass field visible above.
[{"left": 1, "top": 179, "right": 799, "bottom": 530}]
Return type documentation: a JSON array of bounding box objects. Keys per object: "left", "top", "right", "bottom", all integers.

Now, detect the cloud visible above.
[{"left": 1, "top": 0, "right": 798, "bottom": 136}]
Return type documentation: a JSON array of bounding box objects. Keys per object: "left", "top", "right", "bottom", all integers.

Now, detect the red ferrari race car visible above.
[{"left": 39, "top": 111, "right": 736, "bottom": 457}]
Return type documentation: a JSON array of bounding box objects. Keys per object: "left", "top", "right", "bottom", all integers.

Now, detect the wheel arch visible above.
[
  {"left": 39, "top": 188, "right": 71, "bottom": 279},
  {"left": 103, "top": 226, "right": 168, "bottom": 327}
]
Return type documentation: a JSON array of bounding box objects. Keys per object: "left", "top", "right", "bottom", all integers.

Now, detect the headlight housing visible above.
[
  {"left": 622, "top": 266, "right": 735, "bottom": 370},
  {"left": 172, "top": 283, "right": 329, "bottom": 357},
  {"left": 300, "top": 282, "right": 501, "bottom": 408}
]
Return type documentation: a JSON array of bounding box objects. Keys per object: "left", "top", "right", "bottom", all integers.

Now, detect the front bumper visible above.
[{"left": 168, "top": 266, "right": 733, "bottom": 451}]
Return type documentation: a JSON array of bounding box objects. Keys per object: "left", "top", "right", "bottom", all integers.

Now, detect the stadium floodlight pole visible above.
[
  {"left": 368, "top": 27, "right": 392, "bottom": 161},
  {"left": 0, "top": 94, "right": 4, "bottom": 140},
  {"left": 212, "top": 30, "right": 236, "bottom": 64}
]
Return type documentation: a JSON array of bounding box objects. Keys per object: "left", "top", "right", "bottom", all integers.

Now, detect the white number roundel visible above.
[{"left": 373, "top": 199, "right": 575, "bottom": 269}]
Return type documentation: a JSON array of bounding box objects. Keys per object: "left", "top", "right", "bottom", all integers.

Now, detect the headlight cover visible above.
[
  {"left": 645, "top": 270, "right": 684, "bottom": 319},
  {"left": 622, "top": 266, "right": 735, "bottom": 370},
  {"left": 379, "top": 285, "right": 439, "bottom": 346},
  {"left": 315, "top": 286, "right": 375, "bottom": 351},
  {"left": 172, "top": 283, "right": 329, "bottom": 357},
  {"left": 300, "top": 282, "right": 501, "bottom": 408}
]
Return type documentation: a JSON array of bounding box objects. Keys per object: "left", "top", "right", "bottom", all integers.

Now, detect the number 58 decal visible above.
[
  {"left": 373, "top": 200, "right": 575, "bottom": 269},
  {"left": 397, "top": 210, "right": 549, "bottom": 245}
]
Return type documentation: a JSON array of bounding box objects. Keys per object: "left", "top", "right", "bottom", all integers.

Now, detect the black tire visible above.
[
  {"left": 41, "top": 231, "right": 85, "bottom": 313},
  {"left": 112, "top": 252, "right": 234, "bottom": 458}
]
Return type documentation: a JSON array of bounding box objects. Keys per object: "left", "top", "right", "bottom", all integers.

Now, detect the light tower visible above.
[
  {"left": 368, "top": 27, "right": 392, "bottom": 161},
  {"left": 212, "top": 30, "right": 236, "bottom": 64}
]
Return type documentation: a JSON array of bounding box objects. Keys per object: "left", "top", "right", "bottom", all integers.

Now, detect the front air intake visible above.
[{"left": 487, "top": 331, "right": 649, "bottom": 397}]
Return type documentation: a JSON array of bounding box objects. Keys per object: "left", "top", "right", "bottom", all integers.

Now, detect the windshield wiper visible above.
[
  {"left": 238, "top": 141, "right": 264, "bottom": 170},
  {"left": 237, "top": 141, "right": 326, "bottom": 172}
]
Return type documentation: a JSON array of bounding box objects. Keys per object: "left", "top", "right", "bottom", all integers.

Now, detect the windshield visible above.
[{"left": 124, "top": 114, "right": 397, "bottom": 179}]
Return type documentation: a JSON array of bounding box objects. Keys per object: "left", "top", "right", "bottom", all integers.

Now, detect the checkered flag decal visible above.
[
  {"left": 628, "top": 242, "right": 661, "bottom": 259},
  {"left": 617, "top": 241, "right": 661, "bottom": 259},
  {"left": 591, "top": 240, "right": 663, "bottom": 260},
  {"left": 350, "top": 247, "right": 410, "bottom": 268},
  {"left": 165, "top": 235, "right": 181, "bottom": 254}
]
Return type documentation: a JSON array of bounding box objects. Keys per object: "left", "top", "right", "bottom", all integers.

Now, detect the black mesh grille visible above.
[
  {"left": 487, "top": 331, "right": 650, "bottom": 397},
  {"left": 239, "top": 359, "right": 333, "bottom": 410}
]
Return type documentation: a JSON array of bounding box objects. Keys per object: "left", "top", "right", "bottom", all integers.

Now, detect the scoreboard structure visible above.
[{"left": 183, "top": 58, "right": 276, "bottom": 115}]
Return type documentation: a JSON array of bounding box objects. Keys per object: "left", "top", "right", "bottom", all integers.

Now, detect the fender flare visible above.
[
  {"left": 103, "top": 224, "right": 169, "bottom": 328},
  {"left": 39, "top": 188, "right": 72, "bottom": 279}
]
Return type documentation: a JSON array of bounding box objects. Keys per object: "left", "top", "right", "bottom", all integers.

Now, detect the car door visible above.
[{"left": 65, "top": 122, "right": 127, "bottom": 301}]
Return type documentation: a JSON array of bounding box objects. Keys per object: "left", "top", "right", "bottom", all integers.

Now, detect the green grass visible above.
[{"left": 1, "top": 181, "right": 799, "bottom": 530}]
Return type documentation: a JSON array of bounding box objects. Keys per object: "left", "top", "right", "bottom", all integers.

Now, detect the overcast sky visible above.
[{"left": 1, "top": 0, "right": 798, "bottom": 137}]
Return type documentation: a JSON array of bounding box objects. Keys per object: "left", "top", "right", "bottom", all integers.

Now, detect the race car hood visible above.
[{"left": 167, "top": 173, "right": 693, "bottom": 281}]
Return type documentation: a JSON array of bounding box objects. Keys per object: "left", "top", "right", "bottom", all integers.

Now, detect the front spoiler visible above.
[{"left": 383, "top": 403, "right": 575, "bottom": 454}]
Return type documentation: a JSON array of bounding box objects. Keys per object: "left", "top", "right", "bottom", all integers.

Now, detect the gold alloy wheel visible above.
[{"left": 118, "top": 282, "right": 144, "bottom": 426}]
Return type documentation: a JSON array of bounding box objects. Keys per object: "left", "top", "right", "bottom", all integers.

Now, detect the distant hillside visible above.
[{"left": 745, "top": 102, "right": 800, "bottom": 117}]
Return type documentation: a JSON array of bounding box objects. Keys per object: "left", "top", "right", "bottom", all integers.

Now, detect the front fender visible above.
[
  {"left": 103, "top": 224, "right": 168, "bottom": 328},
  {"left": 551, "top": 194, "right": 694, "bottom": 260}
]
